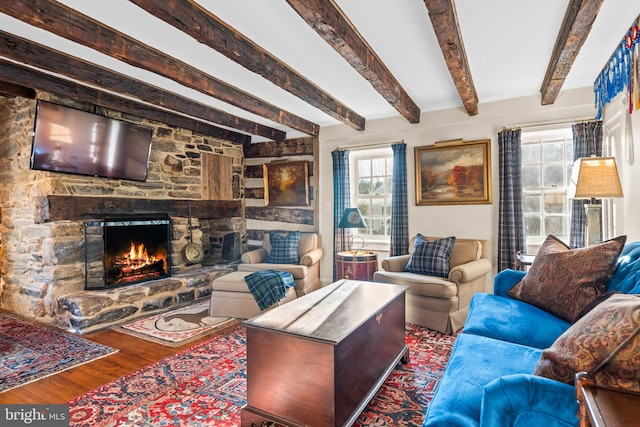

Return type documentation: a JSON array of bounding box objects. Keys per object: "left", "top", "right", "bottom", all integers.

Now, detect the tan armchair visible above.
[
  {"left": 238, "top": 232, "right": 323, "bottom": 297},
  {"left": 373, "top": 236, "right": 491, "bottom": 334}
]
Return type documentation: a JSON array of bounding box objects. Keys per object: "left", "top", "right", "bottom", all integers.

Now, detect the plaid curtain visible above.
[
  {"left": 569, "top": 121, "right": 603, "bottom": 248},
  {"left": 332, "top": 149, "right": 350, "bottom": 281},
  {"left": 390, "top": 143, "right": 409, "bottom": 256},
  {"left": 498, "top": 128, "right": 525, "bottom": 271}
]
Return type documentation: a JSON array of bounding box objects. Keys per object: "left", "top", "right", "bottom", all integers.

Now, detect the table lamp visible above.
[
  {"left": 567, "top": 156, "right": 623, "bottom": 246},
  {"left": 338, "top": 207, "right": 367, "bottom": 253}
]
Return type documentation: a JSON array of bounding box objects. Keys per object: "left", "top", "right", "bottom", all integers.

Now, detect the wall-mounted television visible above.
[{"left": 30, "top": 100, "right": 153, "bottom": 182}]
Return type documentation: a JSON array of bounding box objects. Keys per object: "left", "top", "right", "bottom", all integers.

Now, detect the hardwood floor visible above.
[{"left": 0, "top": 322, "right": 241, "bottom": 404}]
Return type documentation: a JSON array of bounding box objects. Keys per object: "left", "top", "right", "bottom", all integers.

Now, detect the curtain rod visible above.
[
  {"left": 508, "top": 117, "right": 596, "bottom": 130},
  {"left": 334, "top": 140, "right": 403, "bottom": 151}
]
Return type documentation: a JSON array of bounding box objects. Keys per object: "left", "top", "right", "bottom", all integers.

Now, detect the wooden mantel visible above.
[{"left": 34, "top": 195, "right": 243, "bottom": 224}]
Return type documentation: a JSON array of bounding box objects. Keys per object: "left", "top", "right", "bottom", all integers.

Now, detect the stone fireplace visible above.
[{"left": 85, "top": 215, "right": 172, "bottom": 290}]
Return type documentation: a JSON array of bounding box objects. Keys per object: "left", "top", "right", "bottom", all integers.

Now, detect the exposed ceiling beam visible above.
[
  {"left": 129, "top": 0, "right": 366, "bottom": 131},
  {"left": 423, "top": 0, "right": 478, "bottom": 116},
  {"left": 540, "top": 0, "right": 604, "bottom": 105},
  {"left": 0, "top": 80, "right": 36, "bottom": 98},
  {"left": 0, "top": 31, "right": 286, "bottom": 141},
  {"left": 0, "top": 0, "right": 317, "bottom": 137},
  {"left": 0, "top": 60, "right": 251, "bottom": 144},
  {"left": 286, "top": 0, "right": 421, "bottom": 124}
]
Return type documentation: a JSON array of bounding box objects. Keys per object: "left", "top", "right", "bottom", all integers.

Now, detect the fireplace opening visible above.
[{"left": 85, "top": 216, "right": 172, "bottom": 290}]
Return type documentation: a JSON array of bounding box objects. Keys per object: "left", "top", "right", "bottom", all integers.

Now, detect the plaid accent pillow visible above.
[
  {"left": 405, "top": 235, "right": 456, "bottom": 278},
  {"left": 266, "top": 231, "right": 301, "bottom": 264}
]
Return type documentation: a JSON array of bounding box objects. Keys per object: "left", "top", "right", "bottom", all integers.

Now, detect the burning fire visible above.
[{"left": 116, "top": 242, "right": 162, "bottom": 275}]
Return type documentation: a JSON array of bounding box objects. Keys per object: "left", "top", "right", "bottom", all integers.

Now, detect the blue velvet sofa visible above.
[{"left": 423, "top": 241, "right": 640, "bottom": 427}]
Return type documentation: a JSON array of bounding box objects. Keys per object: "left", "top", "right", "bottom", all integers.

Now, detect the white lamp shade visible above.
[{"left": 567, "top": 157, "right": 624, "bottom": 199}]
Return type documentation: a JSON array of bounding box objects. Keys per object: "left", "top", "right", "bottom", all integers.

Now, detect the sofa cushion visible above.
[
  {"left": 464, "top": 293, "right": 570, "bottom": 349},
  {"left": 534, "top": 293, "right": 640, "bottom": 392},
  {"left": 507, "top": 234, "right": 626, "bottom": 322},
  {"left": 372, "top": 270, "right": 457, "bottom": 298},
  {"left": 405, "top": 235, "right": 455, "bottom": 278},
  {"left": 266, "top": 231, "right": 300, "bottom": 264},
  {"left": 606, "top": 241, "right": 640, "bottom": 294},
  {"left": 423, "top": 333, "right": 543, "bottom": 426}
]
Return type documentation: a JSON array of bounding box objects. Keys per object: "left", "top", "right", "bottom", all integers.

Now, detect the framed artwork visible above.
[
  {"left": 263, "top": 160, "right": 310, "bottom": 207},
  {"left": 415, "top": 139, "right": 492, "bottom": 206}
]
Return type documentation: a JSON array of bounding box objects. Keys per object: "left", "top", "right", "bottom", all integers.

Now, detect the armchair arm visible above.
[
  {"left": 240, "top": 248, "right": 268, "bottom": 264},
  {"left": 300, "top": 247, "right": 323, "bottom": 266},
  {"left": 380, "top": 254, "right": 411, "bottom": 272},
  {"left": 449, "top": 258, "right": 492, "bottom": 283},
  {"left": 494, "top": 269, "right": 526, "bottom": 297},
  {"left": 480, "top": 374, "right": 578, "bottom": 427}
]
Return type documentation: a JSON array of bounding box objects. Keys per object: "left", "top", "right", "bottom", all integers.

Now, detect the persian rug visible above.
[
  {"left": 68, "top": 323, "right": 455, "bottom": 427},
  {"left": 0, "top": 311, "right": 118, "bottom": 393},
  {"left": 112, "top": 300, "right": 241, "bottom": 347}
]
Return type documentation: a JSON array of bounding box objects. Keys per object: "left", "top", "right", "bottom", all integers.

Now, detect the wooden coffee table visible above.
[{"left": 241, "top": 279, "right": 409, "bottom": 427}]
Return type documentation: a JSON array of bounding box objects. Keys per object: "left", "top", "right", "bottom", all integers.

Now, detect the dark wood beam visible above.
[
  {"left": 0, "top": 80, "right": 36, "bottom": 98},
  {"left": 129, "top": 0, "right": 366, "bottom": 131},
  {"left": 285, "top": 0, "right": 421, "bottom": 123},
  {"left": 0, "top": 0, "right": 318, "bottom": 136},
  {"left": 0, "top": 59, "right": 250, "bottom": 144},
  {"left": 0, "top": 31, "right": 286, "bottom": 141},
  {"left": 423, "top": 0, "right": 478, "bottom": 116},
  {"left": 540, "top": 0, "right": 604, "bottom": 105}
]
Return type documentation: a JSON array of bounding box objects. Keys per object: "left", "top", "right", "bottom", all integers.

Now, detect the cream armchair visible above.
[
  {"left": 373, "top": 236, "right": 491, "bottom": 334},
  {"left": 238, "top": 232, "right": 323, "bottom": 297}
]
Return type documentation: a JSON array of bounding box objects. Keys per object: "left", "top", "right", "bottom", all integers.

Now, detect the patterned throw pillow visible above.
[
  {"left": 405, "top": 235, "right": 456, "bottom": 278},
  {"left": 507, "top": 235, "right": 626, "bottom": 322},
  {"left": 534, "top": 293, "right": 640, "bottom": 392},
  {"left": 266, "top": 231, "right": 300, "bottom": 264}
]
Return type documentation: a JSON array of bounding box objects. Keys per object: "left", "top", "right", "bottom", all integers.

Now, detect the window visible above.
[
  {"left": 351, "top": 149, "right": 393, "bottom": 241},
  {"left": 521, "top": 126, "right": 573, "bottom": 251}
]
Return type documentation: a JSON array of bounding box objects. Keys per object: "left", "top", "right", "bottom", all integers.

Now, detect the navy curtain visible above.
[
  {"left": 498, "top": 128, "right": 525, "bottom": 271},
  {"left": 332, "top": 149, "right": 351, "bottom": 281},
  {"left": 569, "top": 121, "right": 603, "bottom": 248},
  {"left": 390, "top": 143, "right": 409, "bottom": 256}
]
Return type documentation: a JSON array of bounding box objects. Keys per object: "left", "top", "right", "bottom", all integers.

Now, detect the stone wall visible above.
[{"left": 0, "top": 93, "right": 246, "bottom": 331}]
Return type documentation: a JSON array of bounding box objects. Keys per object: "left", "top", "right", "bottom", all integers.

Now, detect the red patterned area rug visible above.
[
  {"left": 0, "top": 311, "right": 118, "bottom": 393},
  {"left": 68, "top": 323, "right": 456, "bottom": 427}
]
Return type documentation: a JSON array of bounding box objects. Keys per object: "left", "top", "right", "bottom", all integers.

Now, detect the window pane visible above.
[
  {"left": 522, "top": 165, "right": 541, "bottom": 187},
  {"left": 373, "top": 178, "right": 385, "bottom": 194},
  {"left": 545, "top": 216, "right": 565, "bottom": 237},
  {"left": 371, "top": 218, "right": 385, "bottom": 235},
  {"left": 386, "top": 159, "right": 393, "bottom": 175},
  {"left": 544, "top": 193, "right": 564, "bottom": 213},
  {"left": 358, "top": 160, "right": 371, "bottom": 177},
  {"left": 525, "top": 216, "right": 541, "bottom": 237},
  {"left": 359, "top": 179, "right": 371, "bottom": 195},
  {"left": 372, "top": 199, "right": 384, "bottom": 215},
  {"left": 543, "top": 165, "right": 564, "bottom": 187},
  {"left": 543, "top": 141, "right": 564, "bottom": 162},
  {"left": 357, "top": 200, "right": 370, "bottom": 216},
  {"left": 386, "top": 177, "right": 393, "bottom": 194},
  {"left": 523, "top": 195, "right": 541, "bottom": 213},
  {"left": 385, "top": 197, "right": 392, "bottom": 215},
  {"left": 522, "top": 144, "right": 540, "bottom": 163},
  {"left": 372, "top": 158, "right": 385, "bottom": 176}
]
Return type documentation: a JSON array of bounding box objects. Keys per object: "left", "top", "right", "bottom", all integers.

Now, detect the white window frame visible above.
[{"left": 349, "top": 147, "right": 393, "bottom": 249}]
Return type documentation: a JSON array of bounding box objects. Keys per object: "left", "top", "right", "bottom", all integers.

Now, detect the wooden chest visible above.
[{"left": 241, "top": 280, "right": 408, "bottom": 427}]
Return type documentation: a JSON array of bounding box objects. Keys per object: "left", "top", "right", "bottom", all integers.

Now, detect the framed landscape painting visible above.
[
  {"left": 415, "top": 139, "right": 492, "bottom": 206},
  {"left": 263, "top": 160, "right": 310, "bottom": 207}
]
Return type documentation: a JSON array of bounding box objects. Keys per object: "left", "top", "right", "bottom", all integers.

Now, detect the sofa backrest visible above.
[
  {"left": 409, "top": 235, "right": 490, "bottom": 269},
  {"left": 263, "top": 232, "right": 320, "bottom": 257}
]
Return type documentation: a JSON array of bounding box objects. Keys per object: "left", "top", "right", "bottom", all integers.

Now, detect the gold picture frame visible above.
[
  {"left": 415, "top": 139, "right": 492, "bottom": 206},
  {"left": 263, "top": 160, "right": 310, "bottom": 207}
]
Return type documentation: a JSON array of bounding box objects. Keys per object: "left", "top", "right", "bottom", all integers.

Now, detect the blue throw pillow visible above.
[
  {"left": 405, "top": 235, "right": 456, "bottom": 278},
  {"left": 266, "top": 231, "right": 301, "bottom": 264}
]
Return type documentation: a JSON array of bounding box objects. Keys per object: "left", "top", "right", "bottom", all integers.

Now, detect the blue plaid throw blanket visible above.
[{"left": 244, "top": 270, "right": 295, "bottom": 310}]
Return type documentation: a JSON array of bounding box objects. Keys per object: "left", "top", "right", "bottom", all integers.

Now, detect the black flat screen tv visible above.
[{"left": 30, "top": 100, "right": 153, "bottom": 182}]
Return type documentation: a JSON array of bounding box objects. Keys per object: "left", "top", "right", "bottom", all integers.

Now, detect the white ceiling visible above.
[{"left": 1, "top": 0, "right": 638, "bottom": 142}]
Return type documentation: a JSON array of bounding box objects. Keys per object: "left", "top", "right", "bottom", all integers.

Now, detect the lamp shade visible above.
[
  {"left": 567, "top": 157, "right": 624, "bottom": 199},
  {"left": 338, "top": 207, "right": 367, "bottom": 229}
]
